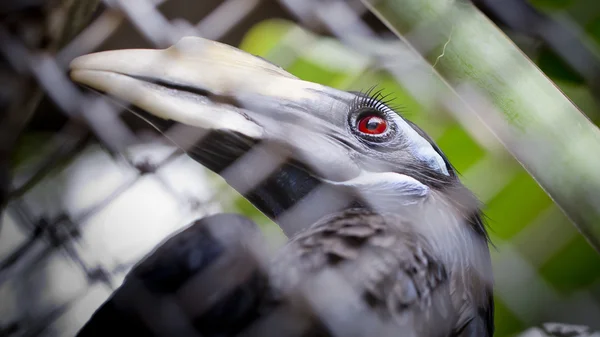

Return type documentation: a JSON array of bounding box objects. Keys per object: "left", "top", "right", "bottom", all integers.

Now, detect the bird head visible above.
[
  {"left": 69, "top": 36, "right": 487, "bottom": 244},
  {"left": 70, "top": 36, "right": 494, "bottom": 336}
]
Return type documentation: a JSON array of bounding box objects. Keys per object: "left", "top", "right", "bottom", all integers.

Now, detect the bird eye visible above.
[{"left": 357, "top": 114, "right": 388, "bottom": 135}]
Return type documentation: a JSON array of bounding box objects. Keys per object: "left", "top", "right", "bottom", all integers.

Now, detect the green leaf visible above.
[
  {"left": 493, "top": 297, "right": 526, "bottom": 337},
  {"left": 435, "top": 124, "right": 486, "bottom": 174},
  {"left": 238, "top": 19, "right": 295, "bottom": 56},
  {"left": 486, "top": 171, "right": 553, "bottom": 240},
  {"left": 540, "top": 235, "right": 600, "bottom": 293}
]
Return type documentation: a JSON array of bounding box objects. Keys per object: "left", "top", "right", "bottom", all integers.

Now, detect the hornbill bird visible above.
[{"left": 69, "top": 36, "right": 495, "bottom": 337}]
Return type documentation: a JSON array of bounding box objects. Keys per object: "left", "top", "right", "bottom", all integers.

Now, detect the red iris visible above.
[{"left": 357, "top": 115, "right": 387, "bottom": 135}]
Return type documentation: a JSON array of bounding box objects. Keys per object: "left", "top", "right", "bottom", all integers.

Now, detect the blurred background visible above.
[{"left": 1, "top": 0, "right": 600, "bottom": 336}]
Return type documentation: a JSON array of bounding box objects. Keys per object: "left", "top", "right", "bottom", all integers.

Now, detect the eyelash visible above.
[
  {"left": 350, "top": 86, "right": 399, "bottom": 115},
  {"left": 348, "top": 85, "right": 403, "bottom": 144}
]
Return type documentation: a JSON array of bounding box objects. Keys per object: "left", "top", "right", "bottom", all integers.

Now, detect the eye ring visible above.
[
  {"left": 357, "top": 114, "right": 388, "bottom": 135},
  {"left": 351, "top": 108, "right": 395, "bottom": 142}
]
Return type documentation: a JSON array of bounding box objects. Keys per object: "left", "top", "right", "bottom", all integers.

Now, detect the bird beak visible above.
[
  {"left": 69, "top": 36, "right": 357, "bottom": 167},
  {"left": 71, "top": 37, "right": 310, "bottom": 136},
  {"left": 70, "top": 36, "right": 366, "bottom": 233}
]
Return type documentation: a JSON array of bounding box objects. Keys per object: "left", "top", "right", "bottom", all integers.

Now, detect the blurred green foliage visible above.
[
  {"left": 529, "top": 0, "right": 573, "bottom": 11},
  {"left": 235, "top": 12, "right": 600, "bottom": 335}
]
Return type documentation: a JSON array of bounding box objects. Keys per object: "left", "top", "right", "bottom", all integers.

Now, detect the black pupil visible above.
[{"left": 366, "top": 117, "right": 381, "bottom": 130}]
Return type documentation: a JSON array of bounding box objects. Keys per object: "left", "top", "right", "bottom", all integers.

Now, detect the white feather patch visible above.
[
  {"left": 323, "top": 170, "right": 430, "bottom": 206},
  {"left": 390, "top": 113, "right": 449, "bottom": 176}
]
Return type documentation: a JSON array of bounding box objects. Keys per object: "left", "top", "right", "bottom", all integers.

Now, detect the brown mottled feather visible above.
[{"left": 266, "top": 209, "right": 457, "bottom": 336}]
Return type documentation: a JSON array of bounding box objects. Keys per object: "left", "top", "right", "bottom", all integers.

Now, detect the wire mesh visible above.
[{"left": 1, "top": 0, "right": 600, "bottom": 336}]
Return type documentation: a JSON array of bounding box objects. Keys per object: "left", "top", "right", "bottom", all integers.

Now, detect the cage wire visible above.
[{"left": 1, "top": 0, "right": 600, "bottom": 336}]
